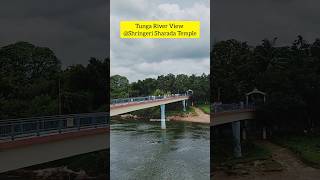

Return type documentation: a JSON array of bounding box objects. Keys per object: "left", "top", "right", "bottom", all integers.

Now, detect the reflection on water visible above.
[{"left": 111, "top": 118, "right": 210, "bottom": 180}]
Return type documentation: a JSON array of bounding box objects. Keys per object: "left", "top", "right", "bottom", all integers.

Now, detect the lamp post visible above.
[{"left": 58, "top": 78, "right": 62, "bottom": 115}]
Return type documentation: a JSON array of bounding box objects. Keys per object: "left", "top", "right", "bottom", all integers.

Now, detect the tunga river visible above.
[{"left": 110, "top": 118, "right": 210, "bottom": 180}]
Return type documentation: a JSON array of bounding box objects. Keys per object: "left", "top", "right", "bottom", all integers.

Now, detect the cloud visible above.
[
  {"left": 212, "top": 0, "right": 320, "bottom": 46},
  {"left": 111, "top": 0, "right": 210, "bottom": 82},
  {"left": 0, "top": 0, "right": 108, "bottom": 67},
  {"left": 111, "top": 58, "right": 209, "bottom": 82}
]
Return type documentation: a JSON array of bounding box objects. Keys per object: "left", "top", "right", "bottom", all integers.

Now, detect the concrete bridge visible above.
[
  {"left": 110, "top": 94, "right": 189, "bottom": 129},
  {"left": 211, "top": 104, "right": 255, "bottom": 126},
  {"left": 0, "top": 94, "right": 189, "bottom": 173},
  {"left": 0, "top": 112, "right": 109, "bottom": 173},
  {"left": 211, "top": 103, "right": 256, "bottom": 157}
]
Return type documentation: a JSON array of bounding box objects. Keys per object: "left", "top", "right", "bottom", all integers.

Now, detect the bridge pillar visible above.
[
  {"left": 242, "top": 120, "right": 247, "bottom": 140},
  {"left": 160, "top": 104, "right": 166, "bottom": 129},
  {"left": 262, "top": 127, "right": 267, "bottom": 140},
  {"left": 161, "top": 130, "right": 167, "bottom": 144},
  {"left": 232, "top": 121, "right": 242, "bottom": 158},
  {"left": 242, "top": 128, "right": 247, "bottom": 140},
  {"left": 182, "top": 100, "right": 186, "bottom": 112}
]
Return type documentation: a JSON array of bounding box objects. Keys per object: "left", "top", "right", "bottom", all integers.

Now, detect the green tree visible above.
[
  {"left": 110, "top": 75, "right": 129, "bottom": 99},
  {"left": 0, "top": 42, "right": 61, "bottom": 118}
]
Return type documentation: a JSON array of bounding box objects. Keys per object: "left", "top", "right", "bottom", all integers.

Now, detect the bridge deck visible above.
[
  {"left": 0, "top": 128, "right": 109, "bottom": 173},
  {"left": 211, "top": 109, "right": 255, "bottom": 126},
  {"left": 0, "top": 127, "right": 108, "bottom": 150},
  {"left": 0, "top": 112, "right": 109, "bottom": 173},
  {"left": 110, "top": 95, "right": 189, "bottom": 116}
]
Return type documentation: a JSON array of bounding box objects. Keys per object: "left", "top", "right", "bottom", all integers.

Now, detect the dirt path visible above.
[
  {"left": 169, "top": 107, "right": 210, "bottom": 124},
  {"left": 213, "top": 141, "right": 320, "bottom": 180}
]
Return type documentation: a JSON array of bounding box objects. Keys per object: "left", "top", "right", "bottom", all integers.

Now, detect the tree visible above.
[
  {"left": 110, "top": 75, "right": 129, "bottom": 99},
  {"left": 211, "top": 36, "right": 320, "bottom": 134},
  {"left": 0, "top": 42, "right": 61, "bottom": 118},
  {"left": 0, "top": 42, "right": 109, "bottom": 117}
]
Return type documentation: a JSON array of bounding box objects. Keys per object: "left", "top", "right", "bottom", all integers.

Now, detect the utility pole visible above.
[
  {"left": 58, "top": 78, "right": 62, "bottom": 115},
  {"left": 217, "top": 87, "right": 221, "bottom": 102}
]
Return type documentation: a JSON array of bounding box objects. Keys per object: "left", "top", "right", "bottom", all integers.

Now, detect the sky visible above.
[
  {"left": 1, "top": 0, "right": 318, "bottom": 73},
  {"left": 212, "top": 0, "right": 320, "bottom": 46},
  {"left": 0, "top": 0, "right": 109, "bottom": 67},
  {"left": 110, "top": 0, "right": 210, "bottom": 82}
]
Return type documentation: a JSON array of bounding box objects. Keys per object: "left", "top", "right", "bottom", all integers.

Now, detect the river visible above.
[{"left": 110, "top": 118, "right": 210, "bottom": 180}]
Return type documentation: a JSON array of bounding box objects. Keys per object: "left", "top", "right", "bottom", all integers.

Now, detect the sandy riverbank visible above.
[{"left": 168, "top": 107, "right": 210, "bottom": 124}]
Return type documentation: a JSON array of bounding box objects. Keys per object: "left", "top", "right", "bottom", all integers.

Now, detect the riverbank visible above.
[
  {"left": 168, "top": 107, "right": 210, "bottom": 124},
  {"left": 271, "top": 135, "right": 320, "bottom": 168},
  {"left": 116, "top": 106, "right": 210, "bottom": 124},
  {"left": 212, "top": 140, "right": 320, "bottom": 180},
  {"left": 0, "top": 150, "right": 108, "bottom": 180}
]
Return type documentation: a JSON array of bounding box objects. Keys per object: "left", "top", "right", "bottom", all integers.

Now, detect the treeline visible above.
[
  {"left": 111, "top": 73, "right": 210, "bottom": 103},
  {"left": 0, "top": 42, "right": 109, "bottom": 119},
  {"left": 212, "top": 36, "right": 320, "bottom": 134}
]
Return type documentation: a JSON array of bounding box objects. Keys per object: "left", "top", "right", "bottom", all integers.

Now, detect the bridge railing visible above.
[
  {"left": 0, "top": 112, "right": 109, "bottom": 141},
  {"left": 111, "top": 94, "right": 187, "bottom": 105},
  {"left": 212, "top": 103, "right": 255, "bottom": 113}
]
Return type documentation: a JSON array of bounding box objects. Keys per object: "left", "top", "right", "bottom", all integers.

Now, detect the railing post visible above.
[
  {"left": 93, "top": 116, "right": 97, "bottom": 128},
  {"left": 58, "top": 119, "right": 62, "bottom": 134},
  {"left": 107, "top": 115, "right": 110, "bottom": 126},
  {"left": 11, "top": 122, "right": 15, "bottom": 141},
  {"left": 37, "top": 120, "right": 40, "bottom": 136},
  {"left": 240, "top": 101, "right": 244, "bottom": 109},
  {"left": 77, "top": 117, "right": 81, "bottom": 131}
]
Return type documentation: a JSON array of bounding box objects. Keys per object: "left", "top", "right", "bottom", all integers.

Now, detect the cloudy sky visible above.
[
  {"left": 212, "top": 0, "right": 320, "bottom": 46},
  {"left": 0, "top": 0, "right": 109, "bottom": 67},
  {"left": 2, "top": 0, "right": 317, "bottom": 74},
  {"left": 110, "top": 0, "right": 210, "bottom": 82}
]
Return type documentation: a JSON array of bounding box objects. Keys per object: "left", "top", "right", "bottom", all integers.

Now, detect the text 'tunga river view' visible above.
[{"left": 111, "top": 118, "right": 210, "bottom": 180}]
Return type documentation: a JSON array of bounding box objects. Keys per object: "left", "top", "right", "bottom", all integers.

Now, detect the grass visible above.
[
  {"left": 272, "top": 135, "right": 320, "bottom": 168},
  {"left": 197, "top": 104, "right": 210, "bottom": 114}
]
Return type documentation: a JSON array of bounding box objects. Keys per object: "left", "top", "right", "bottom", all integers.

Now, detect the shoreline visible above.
[
  {"left": 168, "top": 107, "right": 210, "bottom": 124},
  {"left": 116, "top": 107, "right": 210, "bottom": 124}
]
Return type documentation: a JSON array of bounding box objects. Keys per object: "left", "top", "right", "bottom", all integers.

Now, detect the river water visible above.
[{"left": 110, "top": 118, "right": 210, "bottom": 180}]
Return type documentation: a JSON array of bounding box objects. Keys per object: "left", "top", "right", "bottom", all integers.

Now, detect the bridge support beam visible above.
[
  {"left": 242, "top": 128, "right": 247, "bottom": 140},
  {"left": 232, "top": 121, "right": 242, "bottom": 158},
  {"left": 242, "top": 120, "right": 247, "bottom": 140},
  {"left": 182, "top": 100, "right": 186, "bottom": 112},
  {"left": 262, "top": 127, "right": 267, "bottom": 140},
  {"left": 160, "top": 104, "right": 166, "bottom": 129}
]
